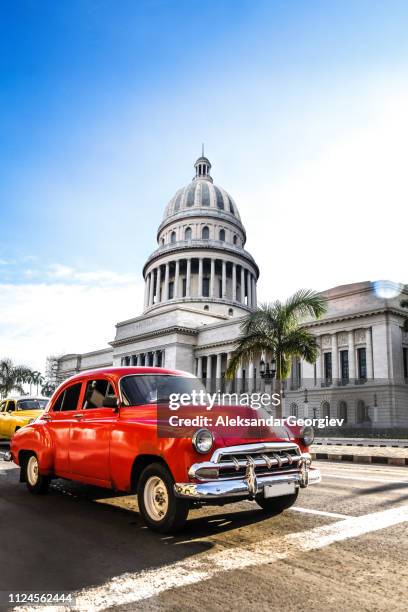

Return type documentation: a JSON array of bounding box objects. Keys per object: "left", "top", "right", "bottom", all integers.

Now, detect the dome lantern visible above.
[{"left": 193, "top": 145, "right": 212, "bottom": 182}]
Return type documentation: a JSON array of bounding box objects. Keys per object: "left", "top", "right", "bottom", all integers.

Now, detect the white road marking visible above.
[
  {"left": 290, "top": 506, "right": 351, "bottom": 519},
  {"left": 320, "top": 473, "right": 408, "bottom": 485},
  {"left": 19, "top": 504, "right": 408, "bottom": 612}
]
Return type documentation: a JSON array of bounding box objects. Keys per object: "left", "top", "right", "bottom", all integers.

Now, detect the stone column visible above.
[
  {"left": 198, "top": 258, "right": 203, "bottom": 297},
  {"left": 144, "top": 275, "right": 149, "bottom": 309},
  {"left": 186, "top": 258, "right": 191, "bottom": 297},
  {"left": 248, "top": 361, "right": 254, "bottom": 393},
  {"left": 316, "top": 336, "right": 322, "bottom": 387},
  {"left": 149, "top": 270, "right": 155, "bottom": 306},
  {"left": 197, "top": 356, "right": 203, "bottom": 379},
  {"left": 332, "top": 333, "right": 338, "bottom": 384},
  {"left": 236, "top": 365, "right": 243, "bottom": 394},
  {"left": 206, "top": 355, "right": 212, "bottom": 392},
  {"left": 240, "top": 267, "right": 245, "bottom": 303},
  {"left": 155, "top": 266, "right": 161, "bottom": 303},
  {"left": 222, "top": 260, "right": 227, "bottom": 299},
  {"left": 136, "top": 354, "right": 141, "bottom": 366},
  {"left": 164, "top": 263, "right": 169, "bottom": 301},
  {"left": 153, "top": 351, "right": 158, "bottom": 367},
  {"left": 174, "top": 260, "right": 180, "bottom": 298},
  {"left": 349, "top": 330, "right": 356, "bottom": 383},
  {"left": 252, "top": 277, "right": 257, "bottom": 308},
  {"left": 366, "top": 327, "right": 374, "bottom": 379},
  {"left": 216, "top": 353, "right": 222, "bottom": 389},
  {"left": 232, "top": 263, "right": 237, "bottom": 301},
  {"left": 210, "top": 259, "right": 215, "bottom": 297},
  {"left": 247, "top": 271, "right": 252, "bottom": 307}
]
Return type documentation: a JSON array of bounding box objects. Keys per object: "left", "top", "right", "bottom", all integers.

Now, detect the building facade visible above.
[{"left": 54, "top": 156, "right": 408, "bottom": 428}]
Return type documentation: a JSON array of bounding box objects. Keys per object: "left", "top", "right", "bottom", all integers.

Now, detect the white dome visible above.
[{"left": 162, "top": 156, "right": 241, "bottom": 222}]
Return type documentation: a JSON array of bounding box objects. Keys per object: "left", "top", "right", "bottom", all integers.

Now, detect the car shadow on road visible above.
[{"left": 0, "top": 470, "right": 275, "bottom": 595}]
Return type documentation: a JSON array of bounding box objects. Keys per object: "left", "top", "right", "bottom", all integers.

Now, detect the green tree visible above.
[
  {"left": 0, "top": 359, "right": 33, "bottom": 398},
  {"left": 226, "top": 289, "right": 327, "bottom": 418},
  {"left": 31, "top": 371, "right": 45, "bottom": 396}
]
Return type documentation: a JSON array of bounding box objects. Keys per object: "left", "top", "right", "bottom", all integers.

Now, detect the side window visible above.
[
  {"left": 62, "top": 383, "right": 82, "bottom": 411},
  {"left": 52, "top": 383, "right": 82, "bottom": 412},
  {"left": 0, "top": 401, "right": 6, "bottom": 412},
  {"left": 83, "top": 380, "right": 115, "bottom": 409},
  {"left": 52, "top": 390, "right": 65, "bottom": 412},
  {"left": 7, "top": 401, "right": 16, "bottom": 412}
]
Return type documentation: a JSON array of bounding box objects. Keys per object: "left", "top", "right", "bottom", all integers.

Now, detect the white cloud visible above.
[{"left": 0, "top": 276, "right": 145, "bottom": 372}]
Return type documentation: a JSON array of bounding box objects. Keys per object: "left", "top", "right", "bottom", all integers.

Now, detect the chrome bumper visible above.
[
  {"left": 0, "top": 451, "right": 12, "bottom": 462},
  {"left": 175, "top": 456, "right": 321, "bottom": 500}
]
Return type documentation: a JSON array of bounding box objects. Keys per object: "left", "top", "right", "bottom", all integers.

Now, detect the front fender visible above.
[{"left": 11, "top": 424, "right": 55, "bottom": 474}]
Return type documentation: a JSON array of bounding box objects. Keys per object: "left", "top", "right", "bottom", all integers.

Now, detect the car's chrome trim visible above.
[{"left": 175, "top": 468, "right": 321, "bottom": 500}]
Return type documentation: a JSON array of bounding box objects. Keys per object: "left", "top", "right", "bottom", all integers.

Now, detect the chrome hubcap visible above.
[
  {"left": 27, "top": 456, "right": 39, "bottom": 486},
  {"left": 144, "top": 476, "right": 169, "bottom": 521}
]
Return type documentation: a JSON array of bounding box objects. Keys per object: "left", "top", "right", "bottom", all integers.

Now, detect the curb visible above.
[{"left": 311, "top": 452, "right": 408, "bottom": 467}]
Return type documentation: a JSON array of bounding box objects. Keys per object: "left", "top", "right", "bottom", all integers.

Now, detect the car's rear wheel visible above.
[
  {"left": 137, "top": 463, "right": 189, "bottom": 533},
  {"left": 256, "top": 489, "right": 298, "bottom": 515},
  {"left": 25, "top": 453, "right": 50, "bottom": 494}
]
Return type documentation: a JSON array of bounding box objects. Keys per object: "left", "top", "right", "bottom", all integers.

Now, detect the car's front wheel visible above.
[
  {"left": 137, "top": 463, "right": 189, "bottom": 533},
  {"left": 25, "top": 453, "right": 50, "bottom": 494},
  {"left": 256, "top": 489, "right": 298, "bottom": 515}
]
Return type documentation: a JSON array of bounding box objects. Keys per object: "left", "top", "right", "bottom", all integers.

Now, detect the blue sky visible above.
[{"left": 1, "top": 0, "right": 408, "bottom": 371}]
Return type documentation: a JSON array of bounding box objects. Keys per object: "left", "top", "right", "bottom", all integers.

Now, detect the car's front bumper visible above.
[
  {"left": 175, "top": 467, "right": 321, "bottom": 499},
  {"left": 174, "top": 443, "right": 321, "bottom": 500}
]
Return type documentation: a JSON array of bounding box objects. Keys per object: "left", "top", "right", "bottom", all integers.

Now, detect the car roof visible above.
[
  {"left": 2, "top": 396, "right": 49, "bottom": 401},
  {"left": 59, "top": 366, "right": 195, "bottom": 386}
]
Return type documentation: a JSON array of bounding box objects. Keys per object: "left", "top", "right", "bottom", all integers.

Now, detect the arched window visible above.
[
  {"left": 357, "top": 400, "right": 369, "bottom": 423},
  {"left": 186, "top": 186, "right": 195, "bottom": 207},
  {"left": 290, "top": 402, "right": 298, "bottom": 418},
  {"left": 170, "top": 231, "right": 176, "bottom": 244},
  {"left": 174, "top": 192, "right": 182, "bottom": 211},
  {"left": 233, "top": 235, "right": 238, "bottom": 245},
  {"left": 202, "top": 226, "right": 210, "bottom": 239},
  {"left": 204, "top": 305, "right": 209, "bottom": 311},
  {"left": 185, "top": 227, "right": 192, "bottom": 241},
  {"left": 228, "top": 198, "right": 235, "bottom": 215},
  {"left": 201, "top": 182, "right": 210, "bottom": 206},
  {"left": 228, "top": 308, "right": 233, "bottom": 316},
  {"left": 215, "top": 187, "right": 224, "bottom": 210},
  {"left": 161, "top": 238, "right": 165, "bottom": 245},
  {"left": 321, "top": 401, "right": 330, "bottom": 418},
  {"left": 338, "top": 401, "right": 348, "bottom": 423},
  {"left": 219, "top": 229, "right": 225, "bottom": 241}
]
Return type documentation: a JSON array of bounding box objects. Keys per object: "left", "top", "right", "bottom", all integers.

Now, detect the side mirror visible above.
[{"left": 103, "top": 396, "right": 120, "bottom": 409}]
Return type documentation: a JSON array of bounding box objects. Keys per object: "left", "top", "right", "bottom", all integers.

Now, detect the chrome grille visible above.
[{"left": 214, "top": 443, "right": 301, "bottom": 479}]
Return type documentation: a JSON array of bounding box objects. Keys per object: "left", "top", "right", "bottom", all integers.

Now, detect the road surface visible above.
[{"left": 0, "top": 444, "right": 407, "bottom": 611}]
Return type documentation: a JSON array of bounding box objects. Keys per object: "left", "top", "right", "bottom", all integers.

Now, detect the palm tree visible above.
[
  {"left": 0, "top": 359, "right": 33, "bottom": 398},
  {"left": 226, "top": 289, "right": 327, "bottom": 418},
  {"left": 32, "top": 371, "right": 45, "bottom": 395}
]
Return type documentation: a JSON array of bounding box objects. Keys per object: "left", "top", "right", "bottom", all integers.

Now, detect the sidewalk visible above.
[{"left": 310, "top": 444, "right": 408, "bottom": 466}]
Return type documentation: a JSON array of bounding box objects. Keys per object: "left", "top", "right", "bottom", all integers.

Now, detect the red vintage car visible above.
[{"left": 9, "top": 367, "right": 320, "bottom": 533}]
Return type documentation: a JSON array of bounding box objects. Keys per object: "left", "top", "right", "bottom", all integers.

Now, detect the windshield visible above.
[
  {"left": 17, "top": 399, "right": 47, "bottom": 410},
  {"left": 120, "top": 375, "right": 207, "bottom": 406}
]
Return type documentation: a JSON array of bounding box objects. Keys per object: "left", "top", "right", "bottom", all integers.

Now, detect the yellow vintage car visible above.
[{"left": 0, "top": 397, "right": 48, "bottom": 440}]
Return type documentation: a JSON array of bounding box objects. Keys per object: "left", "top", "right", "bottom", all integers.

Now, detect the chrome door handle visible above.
[
  {"left": 42, "top": 414, "right": 52, "bottom": 421},
  {"left": 74, "top": 413, "right": 83, "bottom": 419}
]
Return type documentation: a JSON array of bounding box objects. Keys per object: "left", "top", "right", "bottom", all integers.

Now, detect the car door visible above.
[
  {"left": 3, "top": 400, "right": 16, "bottom": 438},
  {"left": 69, "top": 377, "right": 118, "bottom": 482},
  {"left": 0, "top": 401, "right": 7, "bottom": 437},
  {"left": 45, "top": 382, "right": 84, "bottom": 475}
]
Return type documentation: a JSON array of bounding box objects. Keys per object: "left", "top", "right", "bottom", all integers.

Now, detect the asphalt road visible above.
[{"left": 0, "top": 441, "right": 407, "bottom": 612}]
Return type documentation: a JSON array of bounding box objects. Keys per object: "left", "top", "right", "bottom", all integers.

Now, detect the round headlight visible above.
[
  {"left": 192, "top": 428, "right": 214, "bottom": 454},
  {"left": 301, "top": 425, "right": 314, "bottom": 447}
]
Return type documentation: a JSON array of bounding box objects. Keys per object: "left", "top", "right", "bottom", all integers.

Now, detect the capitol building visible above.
[{"left": 55, "top": 155, "right": 408, "bottom": 429}]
